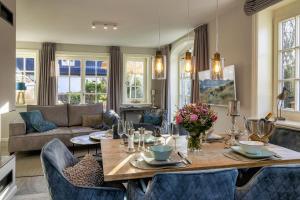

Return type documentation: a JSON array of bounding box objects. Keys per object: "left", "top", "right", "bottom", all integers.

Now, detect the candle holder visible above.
[{"left": 227, "top": 100, "right": 241, "bottom": 146}]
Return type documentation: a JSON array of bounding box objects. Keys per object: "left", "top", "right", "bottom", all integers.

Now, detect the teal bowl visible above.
[{"left": 150, "top": 145, "right": 173, "bottom": 161}]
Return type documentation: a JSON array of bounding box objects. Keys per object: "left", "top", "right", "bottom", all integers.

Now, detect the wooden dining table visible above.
[{"left": 101, "top": 136, "right": 300, "bottom": 182}]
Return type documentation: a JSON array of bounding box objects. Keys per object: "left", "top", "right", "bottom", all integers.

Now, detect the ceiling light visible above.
[
  {"left": 113, "top": 25, "right": 118, "bottom": 30},
  {"left": 103, "top": 24, "right": 108, "bottom": 30},
  {"left": 91, "top": 24, "right": 96, "bottom": 29},
  {"left": 210, "top": 0, "right": 224, "bottom": 80}
]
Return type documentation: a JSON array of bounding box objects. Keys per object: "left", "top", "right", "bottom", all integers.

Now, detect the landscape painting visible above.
[{"left": 198, "top": 65, "right": 236, "bottom": 106}]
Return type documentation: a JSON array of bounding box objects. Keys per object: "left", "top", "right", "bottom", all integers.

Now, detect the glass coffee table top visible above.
[
  {"left": 0, "top": 155, "right": 14, "bottom": 168},
  {"left": 89, "top": 131, "right": 113, "bottom": 141}
]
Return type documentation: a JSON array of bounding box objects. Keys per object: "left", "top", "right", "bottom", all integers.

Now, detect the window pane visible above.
[
  {"left": 86, "top": 61, "right": 96, "bottom": 76},
  {"left": 70, "top": 93, "right": 81, "bottom": 104},
  {"left": 25, "top": 58, "right": 35, "bottom": 71},
  {"left": 25, "top": 85, "right": 35, "bottom": 102},
  {"left": 97, "top": 61, "right": 108, "bottom": 76},
  {"left": 16, "top": 72, "right": 23, "bottom": 82},
  {"left": 70, "top": 60, "right": 81, "bottom": 76},
  {"left": 97, "top": 94, "right": 107, "bottom": 103},
  {"left": 97, "top": 77, "right": 107, "bottom": 94},
  {"left": 127, "top": 87, "right": 130, "bottom": 98},
  {"left": 25, "top": 72, "right": 35, "bottom": 83},
  {"left": 282, "top": 50, "right": 296, "bottom": 79},
  {"left": 70, "top": 77, "right": 81, "bottom": 92},
  {"left": 135, "top": 75, "right": 143, "bottom": 87},
  {"left": 131, "top": 87, "right": 135, "bottom": 98},
  {"left": 16, "top": 58, "right": 24, "bottom": 71},
  {"left": 85, "top": 94, "right": 96, "bottom": 104},
  {"left": 282, "top": 81, "right": 295, "bottom": 109},
  {"left": 59, "top": 60, "right": 69, "bottom": 75},
  {"left": 136, "top": 87, "right": 143, "bottom": 98},
  {"left": 58, "top": 77, "right": 69, "bottom": 93},
  {"left": 282, "top": 18, "right": 296, "bottom": 49},
  {"left": 85, "top": 78, "right": 96, "bottom": 93},
  {"left": 58, "top": 94, "right": 68, "bottom": 104}
]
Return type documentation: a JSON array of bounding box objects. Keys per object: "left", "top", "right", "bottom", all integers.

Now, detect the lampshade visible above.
[
  {"left": 210, "top": 52, "right": 224, "bottom": 80},
  {"left": 152, "top": 50, "right": 166, "bottom": 79},
  {"left": 16, "top": 82, "right": 27, "bottom": 91},
  {"left": 184, "top": 51, "right": 192, "bottom": 73}
]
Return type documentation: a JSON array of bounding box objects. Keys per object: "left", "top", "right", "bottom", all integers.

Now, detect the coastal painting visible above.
[{"left": 198, "top": 65, "right": 236, "bottom": 106}]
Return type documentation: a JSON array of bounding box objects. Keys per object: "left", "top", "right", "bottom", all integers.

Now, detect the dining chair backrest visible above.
[
  {"left": 236, "top": 165, "right": 300, "bottom": 200},
  {"left": 144, "top": 169, "right": 238, "bottom": 200}
]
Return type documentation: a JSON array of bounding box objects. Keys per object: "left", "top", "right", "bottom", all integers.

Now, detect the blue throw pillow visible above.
[
  {"left": 20, "top": 110, "right": 57, "bottom": 133},
  {"left": 143, "top": 113, "right": 161, "bottom": 126},
  {"left": 32, "top": 120, "right": 57, "bottom": 132}
]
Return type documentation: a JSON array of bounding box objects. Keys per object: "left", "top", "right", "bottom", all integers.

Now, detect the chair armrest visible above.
[
  {"left": 76, "top": 185, "right": 125, "bottom": 200},
  {"left": 127, "top": 180, "right": 146, "bottom": 200},
  {"left": 9, "top": 122, "right": 26, "bottom": 136}
]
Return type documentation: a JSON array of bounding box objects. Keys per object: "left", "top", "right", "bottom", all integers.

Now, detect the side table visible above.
[{"left": 0, "top": 155, "right": 17, "bottom": 200}]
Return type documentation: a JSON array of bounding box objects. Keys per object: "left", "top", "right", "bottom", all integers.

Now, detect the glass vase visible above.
[{"left": 187, "top": 132, "right": 204, "bottom": 151}]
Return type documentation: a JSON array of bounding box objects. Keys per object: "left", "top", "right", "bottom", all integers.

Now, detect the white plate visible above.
[
  {"left": 231, "top": 146, "right": 275, "bottom": 159},
  {"left": 89, "top": 131, "right": 112, "bottom": 140},
  {"left": 140, "top": 151, "right": 181, "bottom": 166}
]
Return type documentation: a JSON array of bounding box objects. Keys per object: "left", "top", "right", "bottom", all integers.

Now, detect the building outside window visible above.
[
  {"left": 178, "top": 52, "right": 192, "bottom": 108},
  {"left": 56, "top": 53, "right": 109, "bottom": 107},
  {"left": 123, "top": 55, "right": 151, "bottom": 104},
  {"left": 278, "top": 16, "right": 300, "bottom": 111},
  {"left": 16, "top": 50, "right": 38, "bottom": 105}
]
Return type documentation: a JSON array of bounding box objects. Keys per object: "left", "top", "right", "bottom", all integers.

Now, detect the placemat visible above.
[{"left": 223, "top": 150, "right": 279, "bottom": 162}]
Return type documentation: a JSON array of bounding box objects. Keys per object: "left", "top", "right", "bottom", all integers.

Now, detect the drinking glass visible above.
[
  {"left": 170, "top": 124, "right": 180, "bottom": 151},
  {"left": 117, "top": 120, "right": 125, "bottom": 138}
]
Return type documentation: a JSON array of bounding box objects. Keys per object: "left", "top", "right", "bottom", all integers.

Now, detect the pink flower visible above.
[
  {"left": 175, "top": 115, "right": 183, "bottom": 124},
  {"left": 211, "top": 115, "right": 218, "bottom": 122},
  {"left": 190, "top": 114, "right": 198, "bottom": 122}
]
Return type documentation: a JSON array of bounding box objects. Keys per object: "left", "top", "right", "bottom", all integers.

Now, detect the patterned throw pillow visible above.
[
  {"left": 82, "top": 114, "right": 102, "bottom": 128},
  {"left": 63, "top": 154, "right": 104, "bottom": 187}
]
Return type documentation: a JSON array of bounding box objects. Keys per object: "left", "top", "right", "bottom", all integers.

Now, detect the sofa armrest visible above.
[{"left": 9, "top": 122, "right": 26, "bottom": 136}]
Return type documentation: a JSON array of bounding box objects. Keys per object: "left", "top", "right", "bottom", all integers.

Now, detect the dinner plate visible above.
[
  {"left": 140, "top": 151, "right": 182, "bottom": 166},
  {"left": 89, "top": 131, "right": 112, "bottom": 140},
  {"left": 231, "top": 146, "right": 275, "bottom": 159}
]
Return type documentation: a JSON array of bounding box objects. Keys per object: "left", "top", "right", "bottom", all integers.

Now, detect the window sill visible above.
[{"left": 275, "top": 120, "right": 300, "bottom": 131}]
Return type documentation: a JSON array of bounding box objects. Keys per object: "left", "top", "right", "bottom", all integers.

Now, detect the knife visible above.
[{"left": 177, "top": 152, "right": 192, "bottom": 164}]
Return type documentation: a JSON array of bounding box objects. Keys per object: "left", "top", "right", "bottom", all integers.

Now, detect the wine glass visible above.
[{"left": 170, "top": 124, "right": 180, "bottom": 151}]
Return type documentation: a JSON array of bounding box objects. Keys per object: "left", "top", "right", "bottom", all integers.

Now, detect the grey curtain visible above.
[
  {"left": 160, "top": 44, "right": 172, "bottom": 110},
  {"left": 244, "top": 0, "right": 282, "bottom": 16},
  {"left": 107, "top": 46, "right": 122, "bottom": 113},
  {"left": 191, "top": 24, "right": 209, "bottom": 103},
  {"left": 38, "top": 43, "right": 56, "bottom": 105}
]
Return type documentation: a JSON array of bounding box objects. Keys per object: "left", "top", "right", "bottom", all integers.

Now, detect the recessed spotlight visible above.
[
  {"left": 103, "top": 24, "right": 108, "bottom": 30},
  {"left": 91, "top": 24, "right": 96, "bottom": 29},
  {"left": 113, "top": 25, "right": 118, "bottom": 30}
]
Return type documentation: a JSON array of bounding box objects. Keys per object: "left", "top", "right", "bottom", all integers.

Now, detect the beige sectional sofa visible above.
[{"left": 8, "top": 103, "right": 103, "bottom": 153}]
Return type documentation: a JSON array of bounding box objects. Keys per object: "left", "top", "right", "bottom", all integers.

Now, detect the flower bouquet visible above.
[{"left": 175, "top": 103, "right": 217, "bottom": 151}]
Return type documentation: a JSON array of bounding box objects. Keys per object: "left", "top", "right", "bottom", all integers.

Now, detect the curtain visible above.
[
  {"left": 244, "top": 0, "right": 282, "bottom": 16},
  {"left": 38, "top": 43, "right": 56, "bottom": 106},
  {"left": 107, "top": 46, "right": 122, "bottom": 113},
  {"left": 160, "top": 44, "right": 172, "bottom": 110},
  {"left": 191, "top": 24, "right": 209, "bottom": 103}
]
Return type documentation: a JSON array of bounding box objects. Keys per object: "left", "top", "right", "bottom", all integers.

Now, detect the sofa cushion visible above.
[
  {"left": 68, "top": 104, "right": 103, "bottom": 126},
  {"left": 27, "top": 104, "right": 68, "bottom": 127},
  {"left": 20, "top": 110, "right": 44, "bottom": 133},
  {"left": 70, "top": 126, "right": 95, "bottom": 136},
  {"left": 82, "top": 114, "right": 102, "bottom": 128},
  {"left": 63, "top": 154, "right": 104, "bottom": 187},
  {"left": 33, "top": 120, "right": 57, "bottom": 132},
  {"left": 143, "top": 113, "right": 162, "bottom": 126}
]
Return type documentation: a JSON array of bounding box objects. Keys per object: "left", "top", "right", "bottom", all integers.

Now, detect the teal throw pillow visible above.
[
  {"left": 143, "top": 113, "right": 161, "bottom": 126},
  {"left": 32, "top": 120, "right": 57, "bottom": 132}
]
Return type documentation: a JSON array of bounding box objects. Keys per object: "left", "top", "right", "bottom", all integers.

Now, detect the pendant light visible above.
[
  {"left": 184, "top": 0, "right": 193, "bottom": 74},
  {"left": 152, "top": 4, "right": 166, "bottom": 80},
  {"left": 210, "top": 0, "right": 224, "bottom": 80}
]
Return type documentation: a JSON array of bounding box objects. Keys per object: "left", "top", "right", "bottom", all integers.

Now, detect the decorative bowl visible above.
[
  {"left": 149, "top": 145, "right": 173, "bottom": 161},
  {"left": 239, "top": 141, "right": 265, "bottom": 154}
]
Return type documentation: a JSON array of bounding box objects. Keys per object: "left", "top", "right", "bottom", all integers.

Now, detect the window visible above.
[
  {"left": 178, "top": 53, "right": 192, "bottom": 108},
  {"left": 16, "top": 50, "right": 38, "bottom": 105},
  {"left": 278, "top": 16, "right": 300, "bottom": 111},
  {"left": 123, "top": 55, "right": 151, "bottom": 104},
  {"left": 56, "top": 54, "right": 109, "bottom": 107}
]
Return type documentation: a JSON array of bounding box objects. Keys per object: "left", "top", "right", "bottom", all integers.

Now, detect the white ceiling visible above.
[{"left": 16, "top": 0, "right": 240, "bottom": 47}]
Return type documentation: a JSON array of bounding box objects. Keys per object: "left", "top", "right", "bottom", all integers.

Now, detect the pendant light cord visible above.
[
  {"left": 187, "top": 0, "right": 190, "bottom": 42},
  {"left": 216, "top": 0, "right": 219, "bottom": 52},
  {"left": 158, "top": 2, "right": 161, "bottom": 50}
]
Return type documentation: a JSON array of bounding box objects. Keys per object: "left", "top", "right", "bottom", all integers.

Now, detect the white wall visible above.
[
  {"left": 0, "top": 0, "right": 16, "bottom": 142},
  {"left": 208, "top": 1, "right": 253, "bottom": 132}
]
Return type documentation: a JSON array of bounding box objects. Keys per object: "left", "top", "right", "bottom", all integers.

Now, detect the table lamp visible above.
[{"left": 16, "top": 82, "right": 27, "bottom": 105}]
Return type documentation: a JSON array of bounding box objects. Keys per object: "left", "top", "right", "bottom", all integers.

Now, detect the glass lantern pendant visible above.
[
  {"left": 184, "top": 51, "right": 192, "bottom": 73},
  {"left": 152, "top": 50, "right": 166, "bottom": 79},
  {"left": 210, "top": 52, "right": 224, "bottom": 80}
]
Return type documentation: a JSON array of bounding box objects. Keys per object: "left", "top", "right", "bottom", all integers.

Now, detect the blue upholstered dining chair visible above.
[
  {"left": 236, "top": 165, "right": 300, "bottom": 200},
  {"left": 40, "top": 138, "right": 125, "bottom": 200},
  {"left": 269, "top": 127, "right": 300, "bottom": 152},
  {"left": 127, "top": 169, "right": 238, "bottom": 200}
]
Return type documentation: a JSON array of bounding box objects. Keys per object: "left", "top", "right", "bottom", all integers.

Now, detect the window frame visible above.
[
  {"left": 55, "top": 52, "right": 109, "bottom": 105},
  {"left": 273, "top": 6, "right": 300, "bottom": 120},
  {"left": 16, "top": 49, "right": 39, "bottom": 105},
  {"left": 122, "top": 54, "right": 152, "bottom": 104}
]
